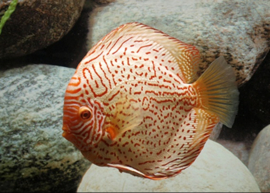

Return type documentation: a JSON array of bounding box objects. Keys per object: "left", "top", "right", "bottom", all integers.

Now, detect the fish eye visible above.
[{"left": 79, "top": 107, "right": 92, "bottom": 120}]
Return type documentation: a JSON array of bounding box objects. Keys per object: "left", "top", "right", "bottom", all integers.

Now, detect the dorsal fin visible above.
[{"left": 83, "top": 22, "right": 201, "bottom": 83}]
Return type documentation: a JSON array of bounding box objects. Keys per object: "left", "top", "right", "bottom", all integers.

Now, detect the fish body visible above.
[{"left": 62, "top": 22, "right": 239, "bottom": 179}]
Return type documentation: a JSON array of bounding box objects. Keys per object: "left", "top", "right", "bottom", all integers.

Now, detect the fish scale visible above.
[{"left": 62, "top": 22, "right": 239, "bottom": 179}]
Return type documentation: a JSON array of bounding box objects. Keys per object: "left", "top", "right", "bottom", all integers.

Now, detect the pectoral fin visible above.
[{"left": 105, "top": 94, "right": 142, "bottom": 140}]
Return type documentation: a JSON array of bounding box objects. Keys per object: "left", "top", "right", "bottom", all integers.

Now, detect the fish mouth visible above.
[
  {"left": 62, "top": 124, "right": 83, "bottom": 151},
  {"left": 62, "top": 131, "right": 70, "bottom": 139},
  {"left": 62, "top": 124, "right": 73, "bottom": 141}
]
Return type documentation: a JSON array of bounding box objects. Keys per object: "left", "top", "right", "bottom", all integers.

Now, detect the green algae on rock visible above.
[
  {"left": 0, "top": 0, "right": 85, "bottom": 59},
  {"left": 0, "top": 0, "right": 18, "bottom": 34}
]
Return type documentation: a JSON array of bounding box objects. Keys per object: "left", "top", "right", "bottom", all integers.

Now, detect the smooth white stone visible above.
[
  {"left": 78, "top": 140, "right": 260, "bottom": 192},
  {"left": 248, "top": 125, "right": 270, "bottom": 192}
]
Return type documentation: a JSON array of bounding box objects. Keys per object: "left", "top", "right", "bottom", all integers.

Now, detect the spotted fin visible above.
[
  {"left": 193, "top": 56, "right": 239, "bottom": 128},
  {"left": 82, "top": 22, "right": 200, "bottom": 83},
  {"left": 104, "top": 93, "right": 142, "bottom": 140}
]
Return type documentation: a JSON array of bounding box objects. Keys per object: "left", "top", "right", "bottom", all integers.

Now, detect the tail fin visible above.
[{"left": 192, "top": 56, "right": 239, "bottom": 128}]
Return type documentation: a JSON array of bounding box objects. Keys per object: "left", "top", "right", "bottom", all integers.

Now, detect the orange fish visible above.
[{"left": 62, "top": 22, "right": 239, "bottom": 180}]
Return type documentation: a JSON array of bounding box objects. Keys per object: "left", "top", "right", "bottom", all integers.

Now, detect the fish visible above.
[{"left": 62, "top": 22, "right": 239, "bottom": 180}]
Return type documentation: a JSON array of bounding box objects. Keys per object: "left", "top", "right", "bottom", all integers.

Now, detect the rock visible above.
[
  {"left": 0, "top": 0, "right": 85, "bottom": 59},
  {"left": 0, "top": 65, "right": 91, "bottom": 192},
  {"left": 78, "top": 140, "right": 260, "bottom": 192},
  {"left": 216, "top": 139, "right": 249, "bottom": 165},
  {"left": 87, "top": 0, "right": 270, "bottom": 86},
  {"left": 92, "top": 0, "right": 115, "bottom": 4},
  {"left": 248, "top": 125, "right": 270, "bottom": 192},
  {"left": 209, "top": 122, "right": 223, "bottom": 141},
  {"left": 217, "top": 52, "right": 270, "bottom": 145}
]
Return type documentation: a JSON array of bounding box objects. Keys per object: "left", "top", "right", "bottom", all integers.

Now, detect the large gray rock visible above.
[
  {"left": 248, "top": 125, "right": 270, "bottom": 192},
  {"left": 78, "top": 140, "right": 260, "bottom": 192},
  {"left": 87, "top": 0, "right": 270, "bottom": 87},
  {"left": 0, "top": 65, "right": 90, "bottom": 192},
  {"left": 0, "top": 0, "right": 85, "bottom": 59}
]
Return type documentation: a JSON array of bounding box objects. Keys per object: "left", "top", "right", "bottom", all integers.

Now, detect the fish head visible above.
[{"left": 62, "top": 75, "right": 106, "bottom": 155}]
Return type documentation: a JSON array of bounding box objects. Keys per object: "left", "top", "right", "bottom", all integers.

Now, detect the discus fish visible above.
[{"left": 62, "top": 22, "right": 239, "bottom": 180}]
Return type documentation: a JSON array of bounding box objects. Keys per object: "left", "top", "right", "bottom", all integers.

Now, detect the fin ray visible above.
[{"left": 193, "top": 56, "right": 239, "bottom": 128}]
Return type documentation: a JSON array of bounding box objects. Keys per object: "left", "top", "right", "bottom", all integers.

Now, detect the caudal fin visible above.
[{"left": 192, "top": 56, "right": 239, "bottom": 128}]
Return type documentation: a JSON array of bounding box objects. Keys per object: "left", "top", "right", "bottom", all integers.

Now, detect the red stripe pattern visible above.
[{"left": 62, "top": 22, "right": 218, "bottom": 179}]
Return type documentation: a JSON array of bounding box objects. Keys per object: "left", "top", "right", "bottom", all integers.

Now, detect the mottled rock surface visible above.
[
  {"left": 0, "top": 65, "right": 91, "bottom": 192},
  {"left": 87, "top": 0, "right": 270, "bottom": 86},
  {"left": 78, "top": 140, "right": 260, "bottom": 192},
  {"left": 248, "top": 125, "right": 270, "bottom": 192},
  {"left": 0, "top": 0, "right": 85, "bottom": 59}
]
